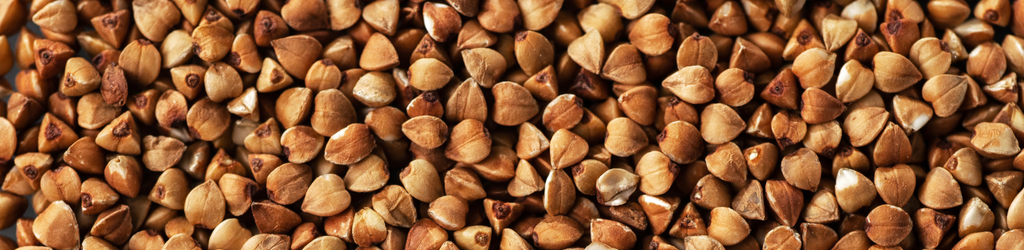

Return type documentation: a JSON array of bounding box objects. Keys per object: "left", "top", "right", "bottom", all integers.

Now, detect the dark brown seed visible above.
[{"left": 765, "top": 180, "right": 803, "bottom": 227}]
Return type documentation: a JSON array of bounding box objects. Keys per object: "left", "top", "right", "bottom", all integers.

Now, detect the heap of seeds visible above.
[{"left": 4, "top": 0, "right": 1024, "bottom": 249}]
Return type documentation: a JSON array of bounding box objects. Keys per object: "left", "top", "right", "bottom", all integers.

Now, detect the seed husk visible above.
[
  {"left": 664, "top": 66, "right": 715, "bottom": 105},
  {"left": 399, "top": 159, "right": 444, "bottom": 202},
  {"left": 596, "top": 168, "right": 639, "bottom": 206},
  {"left": 240, "top": 234, "right": 290, "bottom": 250},
  {"left": 865, "top": 205, "right": 912, "bottom": 247},
  {"left": 427, "top": 195, "right": 468, "bottom": 231},
  {"left": 251, "top": 200, "right": 302, "bottom": 234},
  {"left": 704, "top": 142, "right": 747, "bottom": 184},
  {"left": 493, "top": 82, "right": 539, "bottom": 126},
  {"left": 780, "top": 148, "right": 822, "bottom": 191},
  {"left": 873, "top": 122, "right": 913, "bottom": 167},
  {"left": 272, "top": 35, "right": 323, "bottom": 79},
  {"left": 346, "top": 154, "right": 390, "bottom": 193},
  {"left": 890, "top": 94, "right": 933, "bottom": 134},
  {"left": 542, "top": 169, "right": 575, "bottom": 215},
  {"left": 804, "top": 188, "right": 841, "bottom": 224},
  {"left": 484, "top": 198, "right": 523, "bottom": 233},
  {"left": 506, "top": 159, "right": 543, "bottom": 197},
  {"left": 771, "top": 111, "right": 806, "bottom": 149},
  {"left": 96, "top": 63, "right": 129, "bottom": 107},
  {"left": 658, "top": 121, "right": 703, "bottom": 164},
  {"left": 370, "top": 185, "right": 417, "bottom": 228},
  {"left": 986, "top": 171, "right": 1023, "bottom": 208},
  {"left": 922, "top": 74, "right": 969, "bottom": 117},
  {"left": 792, "top": 48, "right": 837, "bottom": 89},
  {"left": 700, "top": 103, "right": 746, "bottom": 144},
  {"left": 118, "top": 39, "right": 161, "bottom": 86},
  {"left": 34, "top": 39, "right": 75, "bottom": 80},
  {"left": 462, "top": 48, "right": 507, "bottom": 88},
  {"left": 403, "top": 218, "right": 446, "bottom": 250},
  {"left": 183, "top": 179, "right": 225, "bottom": 230},
  {"left": 567, "top": 31, "right": 604, "bottom": 75},
  {"left": 90, "top": 204, "right": 131, "bottom": 245},
  {"left": 873, "top": 164, "right": 916, "bottom": 207},
  {"left": 358, "top": 32, "right": 400, "bottom": 72},
  {"left": 713, "top": 68, "right": 754, "bottom": 107},
  {"left": 801, "top": 87, "right": 846, "bottom": 124},
  {"left": 273, "top": 131, "right": 319, "bottom": 169},
  {"left": 958, "top": 197, "right": 994, "bottom": 237},
  {"left": 730, "top": 37, "right": 771, "bottom": 73},
  {"left": 705, "top": 207, "right": 750, "bottom": 246},
  {"left": 207, "top": 219, "right": 251, "bottom": 250},
  {"left": 820, "top": 14, "right": 857, "bottom": 52},
  {"left": 765, "top": 179, "right": 803, "bottom": 227},
  {"left": 919, "top": 167, "right": 964, "bottom": 209},
  {"left": 148, "top": 168, "right": 188, "bottom": 210},
  {"left": 835, "top": 168, "right": 877, "bottom": 213},
  {"left": 605, "top": 117, "right": 649, "bottom": 157},
  {"left": 266, "top": 162, "right": 312, "bottom": 205},
  {"left": 842, "top": 107, "right": 888, "bottom": 147},
  {"left": 443, "top": 119, "right": 491, "bottom": 164},
  {"left": 33, "top": 200, "right": 79, "bottom": 249},
  {"left": 80, "top": 178, "right": 119, "bottom": 215},
  {"left": 103, "top": 155, "right": 142, "bottom": 198},
  {"left": 706, "top": 1, "right": 747, "bottom": 36},
  {"left": 873, "top": 52, "right": 924, "bottom": 93},
  {"left": 61, "top": 57, "right": 101, "bottom": 97},
  {"left": 913, "top": 208, "right": 955, "bottom": 249},
  {"left": 783, "top": 20, "right": 826, "bottom": 61},
  {"left": 218, "top": 173, "right": 257, "bottom": 216},
  {"left": 729, "top": 180, "right": 765, "bottom": 221},
  {"left": 133, "top": 0, "right": 179, "bottom": 41},
  {"left": 967, "top": 41, "right": 1008, "bottom": 84},
  {"left": 533, "top": 215, "right": 582, "bottom": 249},
  {"left": 971, "top": 122, "right": 1021, "bottom": 158},
  {"left": 677, "top": 34, "right": 718, "bottom": 70},
  {"left": 602, "top": 44, "right": 646, "bottom": 85},
  {"left": 280, "top": 0, "right": 328, "bottom": 31},
  {"left": 408, "top": 58, "right": 453, "bottom": 92}
]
